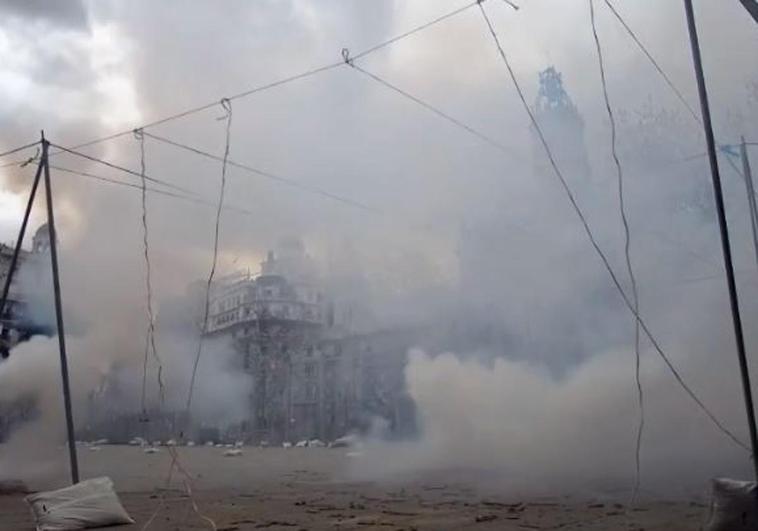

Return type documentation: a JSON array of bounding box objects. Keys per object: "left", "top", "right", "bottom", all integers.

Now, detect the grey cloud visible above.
[{"left": 0, "top": 0, "right": 88, "bottom": 29}]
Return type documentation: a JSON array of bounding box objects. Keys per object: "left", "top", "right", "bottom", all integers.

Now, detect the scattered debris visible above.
[
  {"left": 475, "top": 514, "right": 498, "bottom": 523},
  {"left": 381, "top": 509, "right": 418, "bottom": 516},
  {"left": 143, "top": 447, "right": 160, "bottom": 454},
  {"left": 224, "top": 448, "right": 243, "bottom": 457}
]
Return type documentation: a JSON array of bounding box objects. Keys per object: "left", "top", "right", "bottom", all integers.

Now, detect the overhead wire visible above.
[
  {"left": 344, "top": 58, "right": 526, "bottom": 162},
  {"left": 477, "top": 1, "right": 748, "bottom": 451},
  {"left": 49, "top": 143, "right": 197, "bottom": 196},
  {"left": 0, "top": 140, "right": 40, "bottom": 160},
  {"left": 141, "top": 131, "right": 381, "bottom": 214},
  {"left": 50, "top": 164, "right": 259, "bottom": 218},
  {"left": 589, "top": 0, "right": 644, "bottom": 504},
  {"left": 602, "top": 0, "right": 701, "bottom": 124},
  {"left": 0, "top": 0, "right": 484, "bottom": 167},
  {"left": 63, "top": 62, "right": 343, "bottom": 155},
  {"left": 49, "top": 134, "right": 445, "bottom": 240},
  {"left": 350, "top": 1, "right": 480, "bottom": 61}
]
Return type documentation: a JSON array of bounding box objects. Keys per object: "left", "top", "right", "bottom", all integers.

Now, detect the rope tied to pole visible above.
[
  {"left": 133, "top": 128, "right": 165, "bottom": 421},
  {"left": 186, "top": 96, "right": 234, "bottom": 412}
]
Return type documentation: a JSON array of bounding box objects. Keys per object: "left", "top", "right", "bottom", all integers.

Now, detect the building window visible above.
[{"left": 305, "top": 382, "right": 317, "bottom": 401}]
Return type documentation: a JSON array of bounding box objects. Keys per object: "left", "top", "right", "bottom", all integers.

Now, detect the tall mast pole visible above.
[
  {"left": 41, "top": 134, "right": 80, "bottom": 484},
  {"left": 0, "top": 152, "right": 43, "bottom": 337},
  {"left": 684, "top": 0, "right": 758, "bottom": 481},
  {"left": 740, "top": 137, "right": 758, "bottom": 268}
]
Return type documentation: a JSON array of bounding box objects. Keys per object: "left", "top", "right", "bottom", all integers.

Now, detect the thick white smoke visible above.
[{"left": 349, "top": 341, "right": 754, "bottom": 497}]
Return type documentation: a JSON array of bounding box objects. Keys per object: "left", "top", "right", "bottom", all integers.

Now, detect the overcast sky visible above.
[
  {"left": 2, "top": 1, "right": 758, "bottom": 485},
  {"left": 1, "top": 0, "right": 757, "bottom": 313}
]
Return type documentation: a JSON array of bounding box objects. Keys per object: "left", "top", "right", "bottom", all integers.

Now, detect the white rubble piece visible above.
[
  {"left": 295, "top": 440, "right": 308, "bottom": 448},
  {"left": 309, "top": 439, "right": 325, "bottom": 448},
  {"left": 25, "top": 476, "right": 134, "bottom": 531},
  {"left": 704, "top": 477, "right": 758, "bottom": 531},
  {"left": 330, "top": 435, "right": 357, "bottom": 448},
  {"left": 143, "top": 447, "right": 160, "bottom": 454},
  {"left": 282, "top": 442, "right": 292, "bottom": 448},
  {"left": 223, "top": 448, "right": 243, "bottom": 457}
]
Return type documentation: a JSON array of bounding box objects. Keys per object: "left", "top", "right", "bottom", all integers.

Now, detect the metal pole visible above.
[
  {"left": 684, "top": 0, "right": 758, "bottom": 482},
  {"left": 738, "top": 0, "right": 758, "bottom": 25},
  {"left": 0, "top": 155, "right": 43, "bottom": 322},
  {"left": 740, "top": 137, "right": 758, "bottom": 269},
  {"left": 41, "top": 135, "right": 79, "bottom": 484}
]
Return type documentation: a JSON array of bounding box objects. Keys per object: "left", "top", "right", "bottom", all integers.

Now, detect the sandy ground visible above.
[{"left": 0, "top": 445, "right": 710, "bottom": 530}]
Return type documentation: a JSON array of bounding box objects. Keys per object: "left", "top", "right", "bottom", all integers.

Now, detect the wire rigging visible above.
[
  {"left": 602, "top": 0, "right": 701, "bottom": 124},
  {"left": 51, "top": 164, "right": 261, "bottom": 219},
  {"left": 141, "top": 131, "right": 381, "bottom": 214},
  {"left": 186, "top": 99, "right": 233, "bottom": 412},
  {"left": 477, "top": 1, "right": 747, "bottom": 451},
  {"left": 133, "top": 129, "right": 165, "bottom": 417},
  {"left": 49, "top": 143, "right": 197, "bottom": 196},
  {"left": 589, "top": 0, "right": 644, "bottom": 503},
  {"left": 350, "top": 1, "right": 480, "bottom": 61},
  {"left": 0, "top": 140, "right": 40, "bottom": 160},
  {"left": 15, "top": 0, "right": 482, "bottom": 164},
  {"left": 344, "top": 59, "right": 526, "bottom": 162}
]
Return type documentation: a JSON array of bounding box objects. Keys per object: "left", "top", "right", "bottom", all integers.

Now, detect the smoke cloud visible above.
[{"left": 1, "top": 0, "right": 758, "bottom": 494}]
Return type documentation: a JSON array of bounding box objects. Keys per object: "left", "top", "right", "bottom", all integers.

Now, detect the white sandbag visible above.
[
  {"left": 25, "top": 476, "right": 133, "bottom": 531},
  {"left": 704, "top": 477, "right": 758, "bottom": 531}
]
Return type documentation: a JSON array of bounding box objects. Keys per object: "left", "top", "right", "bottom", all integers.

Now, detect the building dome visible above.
[{"left": 32, "top": 223, "right": 50, "bottom": 254}]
